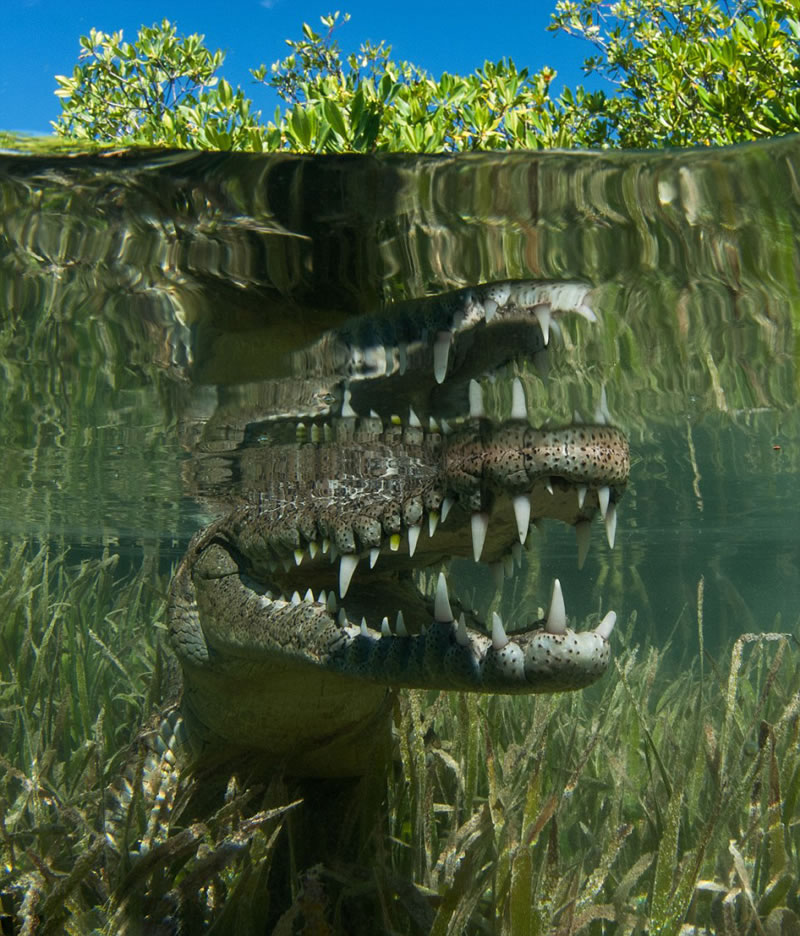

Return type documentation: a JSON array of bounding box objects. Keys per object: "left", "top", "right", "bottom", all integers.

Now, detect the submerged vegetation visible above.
[
  {"left": 3, "top": 4, "right": 800, "bottom": 931},
  {"left": 1, "top": 539, "right": 797, "bottom": 934}
]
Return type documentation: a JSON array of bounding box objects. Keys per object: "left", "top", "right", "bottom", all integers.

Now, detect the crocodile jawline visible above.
[{"left": 167, "top": 281, "right": 631, "bottom": 777}]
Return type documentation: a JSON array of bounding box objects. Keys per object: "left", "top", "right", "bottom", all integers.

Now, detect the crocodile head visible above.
[{"left": 168, "top": 281, "right": 630, "bottom": 777}]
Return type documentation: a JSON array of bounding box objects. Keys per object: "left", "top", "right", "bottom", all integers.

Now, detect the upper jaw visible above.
[
  {"left": 243, "top": 421, "right": 627, "bottom": 636},
  {"left": 215, "top": 279, "right": 629, "bottom": 664}
]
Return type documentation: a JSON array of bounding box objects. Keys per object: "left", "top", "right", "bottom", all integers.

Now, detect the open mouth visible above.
[{"left": 213, "top": 372, "right": 628, "bottom": 694}]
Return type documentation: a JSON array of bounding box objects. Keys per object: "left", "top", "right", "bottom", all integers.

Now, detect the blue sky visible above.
[{"left": 2, "top": 0, "right": 598, "bottom": 135}]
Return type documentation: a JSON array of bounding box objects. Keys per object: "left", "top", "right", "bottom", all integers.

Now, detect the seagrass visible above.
[{"left": 1, "top": 539, "right": 797, "bottom": 934}]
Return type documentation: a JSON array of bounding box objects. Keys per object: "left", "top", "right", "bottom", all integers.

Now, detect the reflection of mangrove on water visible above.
[{"left": 0, "top": 141, "right": 799, "bottom": 932}]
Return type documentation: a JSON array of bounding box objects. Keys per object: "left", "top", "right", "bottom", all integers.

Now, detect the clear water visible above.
[{"left": 1, "top": 140, "right": 798, "bottom": 666}]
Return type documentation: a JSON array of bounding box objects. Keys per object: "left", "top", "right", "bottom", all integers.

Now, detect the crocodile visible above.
[{"left": 167, "top": 280, "right": 630, "bottom": 778}]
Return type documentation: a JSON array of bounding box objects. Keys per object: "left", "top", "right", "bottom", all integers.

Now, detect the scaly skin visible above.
[{"left": 168, "top": 402, "right": 629, "bottom": 777}]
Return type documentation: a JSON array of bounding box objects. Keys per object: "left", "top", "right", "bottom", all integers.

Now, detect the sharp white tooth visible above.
[
  {"left": 434, "top": 572, "right": 453, "bottom": 622},
  {"left": 491, "top": 612, "right": 509, "bottom": 650},
  {"left": 471, "top": 512, "right": 489, "bottom": 562},
  {"left": 433, "top": 331, "right": 452, "bottom": 384},
  {"left": 408, "top": 524, "right": 421, "bottom": 558},
  {"left": 409, "top": 406, "right": 422, "bottom": 428},
  {"left": 594, "top": 399, "right": 607, "bottom": 425},
  {"left": 546, "top": 479, "right": 554, "bottom": 496},
  {"left": 327, "top": 592, "right": 337, "bottom": 613},
  {"left": 511, "top": 378, "right": 527, "bottom": 420},
  {"left": 309, "top": 540, "right": 319, "bottom": 559},
  {"left": 370, "top": 409, "right": 379, "bottom": 418},
  {"left": 338, "top": 608, "right": 347, "bottom": 627},
  {"left": 576, "top": 521, "right": 591, "bottom": 570},
  {"left": 440, "top": 418, "right": 452, "bottom": 435},
  {"left": 395, "top": 610, "right": 407, "bottom": 637},
  {"left": 491, "top": 562, "right": 504, "bottom": 589},
  {"left": 319, "top": 589, "right": 327, "bottom": 605},
  {"left": 330, "top": 543, "right": 339, "bottom": 562},
  {"left": 322, "top": 538, "right": 330, "bottom": 554},
  {"left": 441, "top": 497, "right": 454, "bottom": 523},
  {"left": 369, "top": 547, "right": 380, "bottom": 569},
  {"left": 511, "top": 542, "right": 522, "bottom": 566},
  {"left": 577, "top": 302, "right": 597, "bottom": 323},
  {"left": 595, "top": 386, "right": 611, "bottom": 425},
  {"left": 360, "top": 617, "right": 368, "bottom": 637},
  {"left": 341, "top": 388, "right": 357, "bottom": 418},
  {"left": 598, "top": 486, "right": 610, "bottom": 519},
  {"left": 535, "top": 306, "right": 551, "bottom": 345},
  {"left": 483, "top": 298, "right": 498, "bottom": 322},
  {"left": 339, "top": 554, "right": 359, "bottom": 598},
  {"left": 429, "top": 417, "right": 439, "bottom": 432},
  {"left": 291, "top": 591, "right": 301, "bottom": 605},
  {"left": 605, "top": 502, "right": 617, "bottom": 549},
  {"left": 468, "top": 379, "right": 485, "bottom": 419},
  {"left": 397, "top": 342, "right": 408, "bottom": 376},
  {"left": 577, "top": 485, "right": 587, "bottom": 509},
  {"left": 294, "top": 549, "right": 304, "bottom": 566},
  {"left": 512, "top": 494, "right": 531, "bottom": 544},
  {"left": 456, "top": 613, "right": 470, "bottom": 646},
  {"left": 546, "top": 579, "right": 567, "bottom": 635},
  {"left": 596, "top": 610, "right": 616, "bottom": 640},
  {"left": 381, "top": 616, "right": 391, "bottom": 637},
  {"left": 304, "top": 588, "right": 314, "bottom": 602},
  {"left": 428, "top": 511, "right": 439, "bottom": 537}
]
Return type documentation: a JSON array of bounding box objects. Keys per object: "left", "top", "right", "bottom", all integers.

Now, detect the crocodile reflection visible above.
[{"left": 167, "top": 281, "right": 630, "bottom": 777}]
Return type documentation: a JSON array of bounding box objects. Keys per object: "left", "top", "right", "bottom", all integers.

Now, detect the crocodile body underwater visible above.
[{"left": 167, "top": 280, "right": 630, "bottom": 777}]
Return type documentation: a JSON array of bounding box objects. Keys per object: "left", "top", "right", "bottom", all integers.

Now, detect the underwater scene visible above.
[{"left": 0, "top": 140, "right": 798, "bottom": 934}]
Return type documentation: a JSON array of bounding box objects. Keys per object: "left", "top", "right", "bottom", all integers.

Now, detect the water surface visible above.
[{"left": 1, "top": 141, "right": 798, "bottom": 660}]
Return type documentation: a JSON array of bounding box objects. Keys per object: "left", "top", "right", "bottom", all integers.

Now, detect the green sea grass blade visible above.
[
  {"left": 648, "top": 776, "right": 686, "bottom": 935},
  {"left": 508, "top": 846, "right": 534, "bottom": 936}
]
